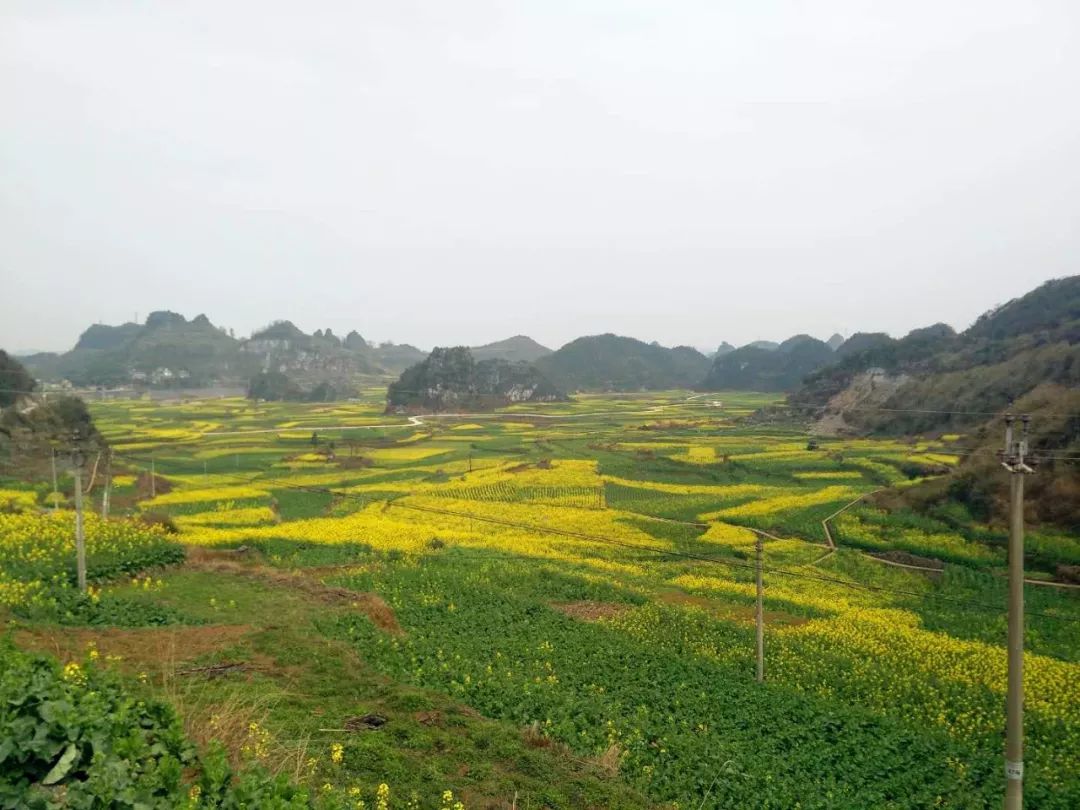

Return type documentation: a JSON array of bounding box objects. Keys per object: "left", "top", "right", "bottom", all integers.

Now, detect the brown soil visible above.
[
  {"left": 550, "top": 600, "right": 632, "bottom": 622},
  {"left": 136, "top": 472, "right": 173, "bottom": 498},
  {"left": 658, "top": 589, "right": 809, "bottom": 626},
  {"left": 414, "top": 710, "right": 444, "bottom": 726},
  {"left": 13, "top": 624, "right": 253, "bottom": 670},
  {"left": 184, "top": 548, "right": 403, "bottom": 635},
  {"left": 870, "top": 550, "right": 945, "bottom": 571}
]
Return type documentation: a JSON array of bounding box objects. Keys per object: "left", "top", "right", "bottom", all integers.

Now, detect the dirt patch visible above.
[
  {"left": 658, "top": 589, "right": 809, "bottom": 626},
  {"left": 343, "top": 713, "right": 387, "bottom": 732},
  {"left": 550, "top": 601, "right": 632, "bottom": 622},
  {"left": 869, "top": 550, "right": 945, "bottom": 571},
  {"left": 136, "top": 472, "right": 173, "bottom": 499},
  {"left": 1057, "top": 564, "right": 1080, "bottom": 585},
  {"left": 414, "top": 710, "right": 444, "bottom": 727},
  {"left": 13, "top": 624, "right": 253, "bottom": 671},
  {"left": 184, "top": 553, "right": 403, "bottom": 635},
  {"left": 184, "top": 545, "right": 265, "bottom": 566}
]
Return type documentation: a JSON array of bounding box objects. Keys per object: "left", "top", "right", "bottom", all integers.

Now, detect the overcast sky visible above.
[{"left": 2, "top": 1, "right": 1078, "bottom": 354}]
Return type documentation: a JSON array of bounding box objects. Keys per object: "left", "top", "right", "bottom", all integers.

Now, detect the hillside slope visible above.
[{"left": 792, "top": 276, "right": 1080, "bottom": 435}]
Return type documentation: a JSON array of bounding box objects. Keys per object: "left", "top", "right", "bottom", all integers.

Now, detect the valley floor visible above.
[{"left": 3, "top": 390, "right": 1079, "bottom": 808}]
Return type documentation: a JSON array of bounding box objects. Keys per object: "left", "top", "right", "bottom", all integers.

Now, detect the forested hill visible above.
[
  {"left": 791, "top": 275, "right": 1080, "bottom": 435},
  {"left": 470, "top": 335, "right": 552, "bottom": 363},
  {"left": 19, "top": 313, "right": 426, "bottom": 389},
  {"left": 386, "top": 347, "right": 566, "bottom": 411},
  {"left": 699, "top": 334, "right": 836, "bottom": 392},
  {"left": 535, "top": 334, "right": 710, "bottom": 391}
]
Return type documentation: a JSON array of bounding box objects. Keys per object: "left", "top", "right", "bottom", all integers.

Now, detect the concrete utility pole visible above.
[
  {"left": 101, "top": 449, "right": 112, "bottom": 519},
  {"left": 71, "top": 442, "right": 87, "bottom": 593},
  {"left": 755, "top": 534, "right": 764, "bottom": 683},
  {"left": 1001, "top": 414, "right": 1035, "bottom": 810},
  {"left": 50, "top": 448, "right": 59, "bottom": 512}
]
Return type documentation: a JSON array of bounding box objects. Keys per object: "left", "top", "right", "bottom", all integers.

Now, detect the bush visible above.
[{"left": 138, "top": 511, "right": 179, "bottom": 534}]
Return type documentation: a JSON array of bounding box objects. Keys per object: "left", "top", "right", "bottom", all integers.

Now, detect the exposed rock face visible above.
[
  {"left": 386, "top": 347, "right": 567, "bottom": 411},
  {"left": 812, "top": 369, "right": 910, "bottom": 435}
]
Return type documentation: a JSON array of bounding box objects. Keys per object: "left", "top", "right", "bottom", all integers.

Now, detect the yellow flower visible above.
[
  {"left": 62, "top": 662, "right": 85, "bottom": 684},
  {"left": 331, "top": 742, "right": 344, "bottom": 765}
]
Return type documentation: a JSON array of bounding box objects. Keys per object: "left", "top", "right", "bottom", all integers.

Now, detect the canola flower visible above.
[
  {"left": 705, "top": 485, "right": 860, "bottom": 520},
  {"left": 0, "top": 512, "right": 182, "bottom": 608},
  {"left": 141, "top": 485, "right": 271, "bottom": 507},
  {"left": 0, "top": 488, "right": 39, "bottom": 512}
]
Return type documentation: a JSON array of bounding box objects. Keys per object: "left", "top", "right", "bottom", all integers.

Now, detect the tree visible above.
[
  {"left": 246, "top": 371, "right": 302, "bottom": 402},
  {"left": 0, "top": 350, "right": 35, "bottom": 408}
]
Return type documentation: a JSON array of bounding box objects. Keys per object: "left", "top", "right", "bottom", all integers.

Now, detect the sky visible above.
[{"left": 2, "top": 1, "right": 1078, "bottom": 354}]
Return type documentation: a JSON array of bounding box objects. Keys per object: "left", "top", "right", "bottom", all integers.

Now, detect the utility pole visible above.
[
  {"left": 50, "top": 448, "right": 59, "bottom": 512},
  {"left": 150, "top": 456, "right": 156, "bottom": 499},
  {"left": 1001, "top": 413, "right": 1035, "bottom": 810},
  {"left": 755, "top": 534, "right": 764, "bottom": 683},
  {"left": 101, "top": 449, "right": 112, "bottom": 519},
  {"left": 71, "top": 441, "right": 87, "bottom": 593}
]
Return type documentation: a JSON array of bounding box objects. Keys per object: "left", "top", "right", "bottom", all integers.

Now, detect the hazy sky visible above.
[{"left": 3, "top": 1, "right": 1078, "bottom": 354}]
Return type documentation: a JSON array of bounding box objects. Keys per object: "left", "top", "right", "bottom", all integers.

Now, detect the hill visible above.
[
  {"left": 784, "top": 276, "right": 1080, "bottom": 536},
  {"left": 699, "top": 334, "right": 835, "bottom": 392},
  {"left": 470, "top": 335, "right": 552, "bottom": 363},
  {"left": 535, "top": 334, "right": 710, "bottom": 391},
  {"left": 23, "top": 311, "right": 249, "bottom": 388},
  {"left": 386, "top": 347, "right": 566, "bottom": 411},
  {"left": 19, "top": 314, "right": 426, "bottom": 391},
  {"left": 792, "top": 276, "right": 1080, "bottom": 435}
]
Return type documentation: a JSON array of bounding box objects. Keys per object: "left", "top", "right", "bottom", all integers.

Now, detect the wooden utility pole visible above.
[
  {"left": 755, "top": 534, "right": 764, "bottom": 683},
  {"left": 1001, "top": 414, "right": 1035, "bottom": 810},
  {"left": 71, "top": 443, "right": 87, "bottom": 593}
]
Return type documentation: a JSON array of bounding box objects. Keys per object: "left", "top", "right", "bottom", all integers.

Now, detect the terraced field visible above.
[{"left": 3, "top": 390, "right": 1079, "bottom": 808}]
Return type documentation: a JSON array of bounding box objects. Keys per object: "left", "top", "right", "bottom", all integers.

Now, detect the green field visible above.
[{"left": 3, "top": 390, "right": 1079, "bottom": 808}]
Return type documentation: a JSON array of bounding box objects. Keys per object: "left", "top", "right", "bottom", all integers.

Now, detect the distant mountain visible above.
[
  {"left": 714, "top": 342, "right": 736, "bottom": 357},
  {"left": 387, "top": 347, "right": 566, "bottom": 411},
  {"left": 369, "top": 342, "right": 427, "bottom": 372},
  {"left": 535, "top": 334, "right": 711, "bottom": 391},
  {"left": 23, "top": 311, "right": 247, "bottom": 387},
  {"left": 699, "top": 335, "right": 834, "bottom": 392},
  {"left": 745, "top": 340, "right": 780, "bottom": 351},
  {"left": 470, "top": 335, "right": 552, "bottom": 363},
  {"left": 826, "top": 333, "right": 845, "bottom": 351},
  {"left": 20, "top": 313, "right": 425, "bottom": 390}
]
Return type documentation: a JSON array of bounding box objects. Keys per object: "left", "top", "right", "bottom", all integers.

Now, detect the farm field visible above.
[{"left": 3, "top": 390, "right": 1080, "bottom": 808}]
